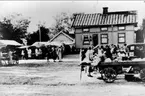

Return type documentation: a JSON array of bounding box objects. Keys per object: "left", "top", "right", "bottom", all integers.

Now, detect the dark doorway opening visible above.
[{"left": 93, "top": 34, "right": 98, "bottom": 46}]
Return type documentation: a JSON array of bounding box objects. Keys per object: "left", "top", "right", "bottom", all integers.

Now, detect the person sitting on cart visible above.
[
  {"left": 104, "top": 45, "right": 113, "bottom": 60},
  {"left": 104, "top": 54, "right": 112, "bottom": 62},
  {"left": 87, "top": 47, "right": 108, "bottom": 77},
  {"left": 91, "top": 53, "right": 101, "bottom": 71},
  {"left": 110, "top": 44, "right": 118, "bottom": 60}
]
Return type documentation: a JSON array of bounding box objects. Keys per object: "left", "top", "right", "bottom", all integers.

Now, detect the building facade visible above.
[{"left": 72, "top": 7, "right": 137, "bottom": 48}]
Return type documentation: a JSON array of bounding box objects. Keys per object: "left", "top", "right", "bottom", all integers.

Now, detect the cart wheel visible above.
[
  {"left": 140, "top": 68, "right": 145, "bottom": 82},
  {"left": 102, "top": 67, "right": 117, "bottom": 83}
]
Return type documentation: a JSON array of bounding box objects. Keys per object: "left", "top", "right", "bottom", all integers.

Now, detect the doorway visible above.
[{"left": 93, "top": 34, "right": 98, "bottom": 46}]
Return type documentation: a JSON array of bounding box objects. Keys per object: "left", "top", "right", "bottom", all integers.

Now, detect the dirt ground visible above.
[{"left": 0, "top": 60, "right": 145, "bottom": 96}]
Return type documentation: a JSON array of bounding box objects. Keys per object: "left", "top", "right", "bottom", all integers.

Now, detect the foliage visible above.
[
  {"left": 142, "top": 19, "right": 145, "bottom": 37},
  {"left": 136, "top": 19, "right": 145, "bottom": 43},
  {"left": 136, "top": 29, "right": 144, "bottom": 43},
  {"left": 0, "top": 13, "right": 30, "bottom": 43},
  {"left": 51, "top": 12, "right": 73, "bottom": 34},
  {"left": 26, "top": 25, "right": 50, "bottom": 45}
]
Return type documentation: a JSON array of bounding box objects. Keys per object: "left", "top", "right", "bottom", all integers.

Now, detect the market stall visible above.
[{"left": 0, "top": 40, "right": 22, "bottom": 65}]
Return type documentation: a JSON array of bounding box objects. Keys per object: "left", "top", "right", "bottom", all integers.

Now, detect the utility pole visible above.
[
  {"left": 39, "top": 25, "right": 41, "bottom": 42},
  {"left": 38, "top": 21, "right": 41, "bottom": 42}
]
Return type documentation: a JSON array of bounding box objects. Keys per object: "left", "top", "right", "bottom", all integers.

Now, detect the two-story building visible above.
[{"left": 72, "top": 7, "right": 138, "bottom": 48}]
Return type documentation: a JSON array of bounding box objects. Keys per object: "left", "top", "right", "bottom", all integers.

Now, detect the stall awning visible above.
[
  {"left": 18, "top": 45, "right": 30, "bottom": 49},
  {"left": 31, "top": 41, "right": 63, "bottom": 47},
  {"left": 31, "top": 42, "right": 49, "bottom": 47},
  {"left": 48, "top": 41, "right": 62, "bottom": 46},
  {"left": 0, "top": 40, "right": 22, "bottom": 47}
]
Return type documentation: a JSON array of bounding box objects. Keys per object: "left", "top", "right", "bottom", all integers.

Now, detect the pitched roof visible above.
[
  {"left": 72, "top": 11, "right": 137, "bottom": 27},
  {"left": 49, "top": 31, "right": 74, "bottom": 42}
]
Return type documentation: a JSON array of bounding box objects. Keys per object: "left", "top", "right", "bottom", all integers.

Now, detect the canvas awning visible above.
[
  {"left": 61, "top": 41, "right": 75, "bottom": 45},
  {"left": 0, "top": 40, "right": 22, "bottom": 48},
  {"left": 31, "top": 41, "right": 64, "bottom": 47},
  {"left": 49, "top": 41, "right": 62, "bottom": 46},
  {"left": 18, "top": 45, "right": 30, "bottom": 49},
  {"left": 31, "top": 42, "right": 49, "bottom": 47}
]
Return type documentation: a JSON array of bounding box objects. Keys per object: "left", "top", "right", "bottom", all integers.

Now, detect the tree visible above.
[
  {"left": 51, "top": 12, "right": 73, "bottom": 34},
  {"left": 142, "top": 19, "right": 145, "bottom": 42},
  {"left": 136, "top": 19, "right": 145, "bottom": 43},
  {"left": 26, "top": 25, "right": 50, "bottom": 45},
  {"left": 0, "top": 13, "right": 30, "bottom": 43},
  {"left": 136, "top": 29, "right": 144, "bottom": 43}
]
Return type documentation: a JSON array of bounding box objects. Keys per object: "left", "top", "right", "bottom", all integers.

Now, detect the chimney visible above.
[{"left": 103, "top": 7, "right": 108, "bottom": 14}]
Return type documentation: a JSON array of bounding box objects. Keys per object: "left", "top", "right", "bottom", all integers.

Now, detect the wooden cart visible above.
[
  {"left": 80, "top": 43, "right": 145, "bottom": 83},
  {"left": 80, "top": 60, "right": 145, "bottom": 83},
  {"left": 97, "top": 60, "right": 145, "bottom": 83}
]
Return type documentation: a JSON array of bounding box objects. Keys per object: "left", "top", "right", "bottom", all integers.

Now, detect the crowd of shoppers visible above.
[
  {"left": 20, "top": 45, "right": 64, "bottom": 62},
  {"left": 80, "top": 44, "right": 129, "bottom": 77},
  {"left": 0, "top": 44, "right": 65, "bottom": 65}
]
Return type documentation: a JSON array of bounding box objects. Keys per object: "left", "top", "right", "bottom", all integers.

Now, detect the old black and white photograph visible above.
[{"left": 0, "top": 0, "right": 145, "bottom": 96}]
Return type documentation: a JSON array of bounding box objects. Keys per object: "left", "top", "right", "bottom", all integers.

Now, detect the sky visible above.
[{"left": 0, "top": 1, "right": 145, "bottom": 32}]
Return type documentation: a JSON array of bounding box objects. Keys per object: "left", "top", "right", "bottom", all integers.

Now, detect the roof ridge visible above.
[
  {"left": 77, "top": 11, "right": 136, "bottom": 15},
  {"left": 72, "top": 11, "right": 137, "bottom": 27},
  {"left": 74, "top": 10, "right": 137, "bottom": 16}
]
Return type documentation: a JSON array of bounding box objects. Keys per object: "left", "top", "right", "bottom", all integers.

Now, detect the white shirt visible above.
[
  {"left": 98, "top": 49, "right": 103, "bottom": 57},
  {"left": 28, "top": 49, "right": 32, "bottom": 54},
  {"left": 82, "top": 49, "right": 93, "bottom": 63},
  {"left": 21, "top": 50, "right": 24, "bottom": 56},
  {"left": 35, "top": 49, "right": 39, "bottom": 56},
  {"left": 118, "top": 52, "right": 125, "bottom": 57},
  {"left": 91, "top": 55, "right": 101, "bottom": 66}
]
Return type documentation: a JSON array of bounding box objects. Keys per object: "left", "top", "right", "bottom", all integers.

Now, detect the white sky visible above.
[{"left": 0, "top": 1, "right": 144, "bottom": 32}]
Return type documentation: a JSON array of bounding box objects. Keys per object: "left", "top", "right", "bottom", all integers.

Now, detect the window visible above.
[
  {"left": 101, "top": 27, "right": 108, "bottom": 31},
  {"left": 83, "top": 28, "right": 89, "bottom": 32},
  {"left": 118, "top": 26, "right": 125, "bottom": 30},
  {"left": 83, "top": 35, "right": 90, "bottom": 45},
  {"left": 118, "top": 33, "right": 125, "bottom": 43},
  {"left": 101, "top": 34, "right": 108, "bottom": 44},
  {"left": 130, "top": 46, "right": 135, "bottom": 50}
]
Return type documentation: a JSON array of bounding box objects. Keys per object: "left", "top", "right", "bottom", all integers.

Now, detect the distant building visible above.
[
  {"left": 72, "top": 7, "right": 138, "bottom": 48},
  {"left": 49, "top": 31, "right": 75, "bottom": 45}
]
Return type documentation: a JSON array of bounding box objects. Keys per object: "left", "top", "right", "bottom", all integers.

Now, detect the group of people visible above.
[
  {"left": 80, "top": 44, "right": 129, "bottom": 77},
  {"left": 0, "top": 47, "right": 19, "bottom": 65},
  {"left": 21, "top": 45, "right": 64, "bottom": 62},
  {"left": 0, "top": 45, "right": 64, "bottom": 65}
]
